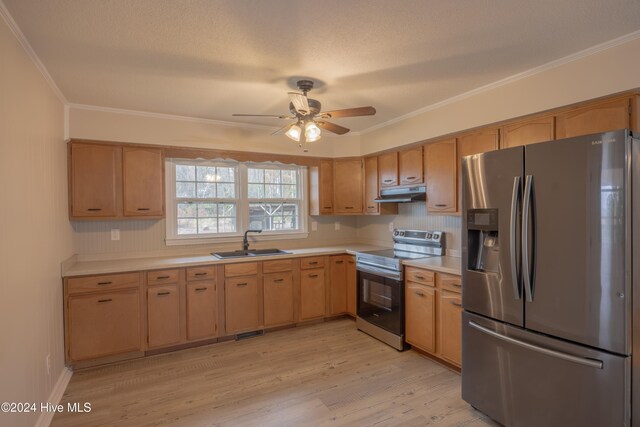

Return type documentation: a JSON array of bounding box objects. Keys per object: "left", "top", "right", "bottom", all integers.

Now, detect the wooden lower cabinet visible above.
[
  {"left": 329, "top": 256, "right": 348, "bottom": 314},
  {"left": 67, "top": 288, "right": 142, "bottom": 361},
  {"left": 405, "top": 282, "right": 437, "bottom": 353},
  {"left": 263, "top": 272, "right": 294, "bottom": 327},
  {"left": 439, "top": 290, "right": 462, "bottom": 366},
  {"left": 225, "top": 276, "right": 260, "bottom": 333},
  {"left": 147, "top": 284, "right": 182, "bottom": 348},
  {"left": 346, "top": 256, "right": 357, "bottom": 316},
  {"left": 186, "top": 281, "right": 217, "bottom": 341},
  {"left": 300, "top": 268, "right": 326, "bottom": 320}
]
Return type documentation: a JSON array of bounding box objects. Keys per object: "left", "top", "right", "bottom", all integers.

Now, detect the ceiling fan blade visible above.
[
  {"left": 318, "top": 106, "right": 376, "bottom": 119},
  {"left": 316, "top": 121, "right": 350, "bottom": 135},
  {"left": 271, "top": 123, "right": 294, "bottom": 136},
  {"left": 232, "top": 114, "right": 295, "bottom": 119},
  {"left": 288, "top": 92, "right": 309, "bottom": 115}
]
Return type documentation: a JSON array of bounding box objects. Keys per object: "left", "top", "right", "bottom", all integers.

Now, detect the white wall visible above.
[{"left": 0, "top": 12, "right": 73, "bottom": 427}]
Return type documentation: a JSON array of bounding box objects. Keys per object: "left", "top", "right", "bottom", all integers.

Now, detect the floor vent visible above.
[{"left": 236, "top": 330, "right": 264, "bottom": 340}]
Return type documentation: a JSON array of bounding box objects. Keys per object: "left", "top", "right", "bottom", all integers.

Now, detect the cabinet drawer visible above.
[
  {"left": 263, "top": 259, "right": 294, "bottom": 273},
  {"left": 437, "top": 273, "right": 461, "bottom": 294},
  {"left": 147, "top": 269, "right": 180, "bottom": 285},
  {"left": 405, "top": 267, "right": 434, "bottom": 285},
  {"left": 224, "top": 263, "right": 258, "bottom": 277},
  {"left": 187, "top": 266, "right": 216, "bottom": 281},
  {"left": 67, "top": 272, "right": 140, "bottom": 295},
  {"left": 300, "top": 256, "right": 324, "bottom": 270}
]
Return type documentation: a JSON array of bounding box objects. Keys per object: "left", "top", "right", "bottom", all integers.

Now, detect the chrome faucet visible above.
[{"left": 243, "top": 229, "right": 262, "bottom": 251}]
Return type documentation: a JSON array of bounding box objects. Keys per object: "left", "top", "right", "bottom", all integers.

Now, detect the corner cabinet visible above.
[{"left": 68, "top": 141, "right": 164, "bottom": 220}]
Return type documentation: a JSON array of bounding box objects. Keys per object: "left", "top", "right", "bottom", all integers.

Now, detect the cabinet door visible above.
[
  {"left": 364, "top": 156, "right": 379, "bottom": 213},
  {"left": 457, "top": 128, "right": 499, "bottom": 207},
  {"left": 329, "top": 256, "right": 347, "bottom": 314},
  {"left": 346, "top": 256, "right": 357, "bottom": 316},
  {"left": 186, "top": 281, "right": 217, "bottom": 341},
  {"left": 68, "top": 289, "right": 141, "bottom": 361},
  {"left": 399, "top": 146, "right": 424, "bottom": 185},
  {"left": 501, "top": 116, "right": 554, "bottom": 148},
  {"left": 300, "top": 268, "right": 326, "bottom": 320},
  {"left": 378, "top": 152, "right": 399, "bottom": 187},
  {"left": 70, "top": 143, "right": 121, "bottom": 218},
  {"left": 556, "top": 97, "right": 630, "bottom": 139},
  {"left": 439, "top": 290, "right": 462, "bottom": 366},
  {"left": 147, "top": 284, "right": 182, "bottom": 348},
  {"left": 425, "top": 139, "right": 457, "bottom": 213},
  {"left": 225, "top": 276, "right": 260, "bottom": 333},
  {"left": 405, "top": 282, "right": 436, "bottom": 353},
  {"left": 319, "top": 159, "right": 334, "bottom": 214},
  {"left": 334, "top": 159, "right": 363, "bottom": 213},
  {"left": 264, "top": 272, "right": 294, "bottom": 327},
  {"left": 123, "top": 147, "right": 164, "bottom": 217}
]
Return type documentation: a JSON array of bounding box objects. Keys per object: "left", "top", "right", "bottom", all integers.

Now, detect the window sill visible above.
[{"left": 165, "top": 231, "right": 310, "bottom": 246}]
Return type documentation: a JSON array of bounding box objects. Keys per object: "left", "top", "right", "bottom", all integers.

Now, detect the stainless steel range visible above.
[{"left": 355, "top": 229, "right": 445, "bottom": 350}]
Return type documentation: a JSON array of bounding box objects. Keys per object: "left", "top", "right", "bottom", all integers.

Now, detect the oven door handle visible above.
[{"left": 356, "top": 261, "right": 402, "bottom": 281}]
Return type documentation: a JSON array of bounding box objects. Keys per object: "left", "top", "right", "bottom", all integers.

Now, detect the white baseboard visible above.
[{"left": 35, "top": 367, "right": 73, "bottom": 427}]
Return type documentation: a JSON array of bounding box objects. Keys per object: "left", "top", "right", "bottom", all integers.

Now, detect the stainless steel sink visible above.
[{"left": 212, "top": 248, "right": 291, "bottom": 259}]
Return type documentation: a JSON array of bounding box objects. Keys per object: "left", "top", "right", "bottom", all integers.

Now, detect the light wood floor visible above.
[{"left": 53, "top": 319, "right": 497, "bottom": 426}]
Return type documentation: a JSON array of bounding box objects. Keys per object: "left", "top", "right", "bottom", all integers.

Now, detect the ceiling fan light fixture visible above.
[
  {"left": 305, "top": 121, "right": 321, "bottom": 141},
  {"left": 285, "top": 123, "right": 302, "bottom": 142}
]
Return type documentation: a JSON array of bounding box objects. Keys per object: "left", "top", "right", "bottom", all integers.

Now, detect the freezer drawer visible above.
[{"left": 462, "top": 311, "right": 630, "bottom": 427}]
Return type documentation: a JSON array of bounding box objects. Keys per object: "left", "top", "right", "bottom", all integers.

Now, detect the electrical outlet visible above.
[
  {"left": 111, "top": 229, "right": 120, "bottom": 241},
  {"left": 334, "top": 221, "right": 341, "bottom": 231},
  {"left": 311, "top": 221, "right": 318, "bottom": 232},
  {"left": 46, "top": 354, "right": 51, "bottom": 375},
  {"left": 388, "top": 222, "right": 394, "bottom": 232}
]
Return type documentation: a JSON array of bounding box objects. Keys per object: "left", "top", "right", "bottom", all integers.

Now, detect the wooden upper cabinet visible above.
[
  {"left": 424, "top": 139, "right": 457, "bottom": 213},
  {"left": 319, "top": 159, "right": 334, "bottom": 214},
  {"left": 123, "top": 147, "right": 164, "bottom": 217},
  {"left": 70, "top": 143, "right": 121, "bottom": 218},
  {"left": 399, "top": 146, "right": 424, "bottom": 185},
  {"left": 333, "top": 158, "right": 363, "bottom": 214},
  {"left": 556, "top": 97, "right": 631, "bottom": 139},
  {"left": 501, "top": 116, "right": 555, "bottom": 148},
  {"left": 457, "top": 127, "right": 499, "bottom": 208},
  {"left": 364, "top": 157, "right": 379, "bottom": 214},
  {"left": 378, "top": 152, "right": 399, "bottom": 188}
]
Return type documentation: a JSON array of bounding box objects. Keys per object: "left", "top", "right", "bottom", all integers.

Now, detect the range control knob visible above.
[
  {"left": 393, "top": 230, "right": 399, "bottom": 236},
  {"left": 399, "top": 231, "right": 405, "bottom": 237}
]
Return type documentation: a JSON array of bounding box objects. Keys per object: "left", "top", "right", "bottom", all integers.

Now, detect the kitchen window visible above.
[{"left": 166, "top": 159, "right": 307, "bottom": 245}]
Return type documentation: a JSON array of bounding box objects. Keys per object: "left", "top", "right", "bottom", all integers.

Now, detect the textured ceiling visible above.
[{"left": 5, "top": 0, "right": 640, "bottom": 132}]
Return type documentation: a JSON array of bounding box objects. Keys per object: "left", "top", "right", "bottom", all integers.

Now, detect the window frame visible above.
[{"left": 165, "top": 159, "right": 308, "bottom": 246}]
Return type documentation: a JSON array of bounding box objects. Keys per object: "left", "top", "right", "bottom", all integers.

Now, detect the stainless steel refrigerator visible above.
[{"left": 461, "top": 129, "right": 639, "bottom": 426}]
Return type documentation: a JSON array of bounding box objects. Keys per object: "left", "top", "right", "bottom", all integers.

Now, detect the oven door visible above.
[{"left": 357, "top": 270, "right": 404, "bottom": 335}]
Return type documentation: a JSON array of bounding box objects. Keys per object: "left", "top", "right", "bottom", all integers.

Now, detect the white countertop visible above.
[
  {"left": 62, "top": 244, "right": 387, "bottom": 277},
  {"left": 402, "top": 256, "right": 462, "bottom": 276}
]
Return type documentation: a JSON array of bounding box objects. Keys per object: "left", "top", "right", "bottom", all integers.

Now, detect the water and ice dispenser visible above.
[{"left": 466, "top": 208, "right": 500, "bottom": 274}]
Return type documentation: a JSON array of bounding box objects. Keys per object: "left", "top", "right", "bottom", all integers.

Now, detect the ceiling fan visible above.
[{"left": 232, "top": 79, "right": 376, "bottom": 145}]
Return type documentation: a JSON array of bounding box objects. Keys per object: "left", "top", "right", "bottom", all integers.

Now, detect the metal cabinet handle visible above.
[
  {"left": 383, "top": 179, "right": 394, "bottom": 183},
  {"left": 97, "top": 281, "right": 112, "bottom": 286},
  {"left": 414, "top": 291, "right": 425, "bottom": 297},
  {"left": 450, "top": 282, "right": 461, "bottom": 288},
  {"left": 195, "top": 287, "right": 207, "bottom": 292},
  {"left": 274, "top": 278, "right": 284, "bottom": 283},
  {"left": 404, "top": 176, "right": 417, "bottom": 181},
  {"left": 194, "top": 272, "right": 207, "bottom": 276},
  {"left": 137, "top": 208, "right": 150, "bottom": 211},
  {"left": 335, "top": 260, "right": 344, "bottom": 264},
  {"left": 236, "top": 282, "right": 248, "bottom": 287},
  {"left": 87, "top": 208, "right": 102, "bottom": 211},
  {"left": 97, "top": 298, "right": 112, "bottom": 303},
  {"left": 450, "top": 300, "right": 462, "bottom": 307},
  {"left": 157, "top": 291, "right": 170, "bottom": 296},
  {"left": 309, "top": 261, "right": 318, "bottom": 265},
  {"left": 156, "top": 275, "right": 170, "bottom": 280},
  {"left": 323, "top": 206, "right": 332, "bottom": 209},
  {"left": 367, "top": 205, "right": 375, "bottom": 209},
  {"left": 415, "top": 275, "right": 425, "bottom": 280},
  {"left": 308, "top": 274, "right": 319, "bottom": 278},
  {"left": 469, "top": 321, "right": 603, "bottom": 369},
  {"left": 435, "top": 204, "right": 447, "bottom": 207}
]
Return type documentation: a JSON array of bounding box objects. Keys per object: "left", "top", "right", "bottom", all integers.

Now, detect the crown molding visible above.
[
  {"left": 0, "top": 0, "right": 67, "bottom": 104},
  {"left": 359, "top": 28, "right": 640, "bottom": 135}
]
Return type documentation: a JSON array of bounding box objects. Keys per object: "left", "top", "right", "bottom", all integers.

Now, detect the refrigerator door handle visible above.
[
  {"left": 522, "top": 175, "right": 534, "bottom": 302},
  {"left": 510, "top": 176, "right": 521, "bottom": 300},
  {"left": 468, "top": 321, "right": 603, "bottom": 369}
]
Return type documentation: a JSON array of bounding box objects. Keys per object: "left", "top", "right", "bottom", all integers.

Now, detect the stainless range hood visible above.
[{"left": 374, "top": 186, "right": 426, "bottom": 203}]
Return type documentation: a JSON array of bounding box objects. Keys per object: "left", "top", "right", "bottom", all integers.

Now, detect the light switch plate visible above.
[
  {"left": 111, "top": 229, "right": 120, "bottom": 241},
  {"left": 388, "top": 222, "right": 394, "bottom": 232},
  {"left": 311, "top": 221, "right": 318, "bottom": 232},
  {"left": 334, "top": 221, "right": 341, "bottom": 231}
]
